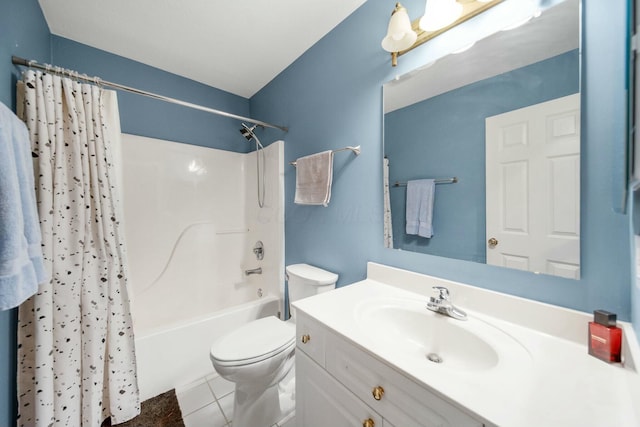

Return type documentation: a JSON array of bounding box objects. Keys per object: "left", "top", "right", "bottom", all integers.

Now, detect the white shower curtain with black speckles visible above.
[{"left": 16, "top": 70, "right": 140, "bottom": 427}]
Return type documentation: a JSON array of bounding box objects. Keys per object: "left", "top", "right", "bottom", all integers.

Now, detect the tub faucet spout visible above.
[{"left": 245, "top": 267, "right": 262, "bottom": 276}]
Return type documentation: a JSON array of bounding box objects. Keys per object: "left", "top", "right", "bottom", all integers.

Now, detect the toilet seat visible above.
[{"left": 210, "top": 316, "right": 295, "bottom": 367}]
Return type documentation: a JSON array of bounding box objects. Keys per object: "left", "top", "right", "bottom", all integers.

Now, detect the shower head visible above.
[
  {"left": 240, "top": 123, "right": 258, "bottom": 141},
  {"left": 239, "top": 122, "right": 265, "bottom": 150}
]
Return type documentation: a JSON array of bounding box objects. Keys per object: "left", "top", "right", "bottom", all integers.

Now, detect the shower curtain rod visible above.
[{"left": 11, "top": 56, "right": 289, "bottom": 132}]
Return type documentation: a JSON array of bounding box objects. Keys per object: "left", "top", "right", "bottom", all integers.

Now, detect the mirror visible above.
[{"left": 383, "top": 0, "right": 581, "bottom": 279}]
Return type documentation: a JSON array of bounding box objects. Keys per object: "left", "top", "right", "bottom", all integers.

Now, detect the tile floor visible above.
[{"left": 176, "top": 372, "right": 295, "bottom": 427}]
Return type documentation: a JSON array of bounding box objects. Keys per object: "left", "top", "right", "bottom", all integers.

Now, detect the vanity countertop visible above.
[{"left": 292, "top": 262, "right": 640, "bottom": 427}]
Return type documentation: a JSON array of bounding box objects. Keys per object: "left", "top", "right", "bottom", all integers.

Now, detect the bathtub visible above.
[{"left": 135, "top": 295, "right": 280, "bottom": 401}]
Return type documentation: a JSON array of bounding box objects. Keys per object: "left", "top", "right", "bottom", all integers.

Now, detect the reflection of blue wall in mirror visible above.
[{"left": 385, "top": 49, "right": 579, "bottom": 261}]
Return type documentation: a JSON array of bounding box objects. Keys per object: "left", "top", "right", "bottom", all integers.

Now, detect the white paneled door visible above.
[{"left": 486, "top": 94, "right": 580, "bottom": 279}]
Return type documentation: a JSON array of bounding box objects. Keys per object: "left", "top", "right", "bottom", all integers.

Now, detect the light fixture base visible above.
[
  {"left": 391, "top": 52, "right": 398, "bottom": 67},
  {"left": 388, "top": 0, "right": 505, "bottom": 67}
]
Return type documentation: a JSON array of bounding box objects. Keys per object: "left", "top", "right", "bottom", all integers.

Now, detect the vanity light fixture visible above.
[
  {"left": 382, "top": 0, "right": 505, "bottom": 67},
  {"left": 419, "top": 0, "right": 463, "bottom": 32},
  {"left": 381, "top": 3, "right": 418, "bottom": 56}
]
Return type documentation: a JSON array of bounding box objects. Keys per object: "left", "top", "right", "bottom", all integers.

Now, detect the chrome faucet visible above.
[
  {"left": 245, "top": 267, "right": 262, "bottom": 276},
  {"left": 426, "top": 286, "right": 467, "bottom": 320}
]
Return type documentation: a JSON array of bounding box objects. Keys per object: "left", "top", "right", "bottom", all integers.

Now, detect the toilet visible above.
[{"left": 209, "top": 263, "right": 338, "bottom": 427}]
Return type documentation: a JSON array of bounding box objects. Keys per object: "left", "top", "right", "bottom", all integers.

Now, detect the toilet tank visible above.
[{"left": 286, "top": 263, "right": 338, "bottom": 304}]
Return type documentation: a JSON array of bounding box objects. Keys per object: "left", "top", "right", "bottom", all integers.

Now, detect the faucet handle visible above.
[{"left": 432, "top": 286, "right": 450, "bottom": 301}]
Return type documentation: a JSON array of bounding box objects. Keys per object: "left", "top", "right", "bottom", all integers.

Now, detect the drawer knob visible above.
[
  {"left": 372, "top": 386, "right": 384, "bottom": 401},
  {"left": 301, "top": 334, "right": 311, "bottom": 344},
  {"left": 362, "top": 418, "right": 375, "bottom": 427}
]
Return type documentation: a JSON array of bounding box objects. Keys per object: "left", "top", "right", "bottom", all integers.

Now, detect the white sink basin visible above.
[{"left": 354, "top": 297, "right": 530, "bottom": 372}]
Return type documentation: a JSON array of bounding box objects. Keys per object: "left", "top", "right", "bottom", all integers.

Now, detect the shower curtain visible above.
[
  {"left": 16, "top": 70, "right": 140, "bottom": 426},
  {"left": 383, "top": 157, "right": 393, "bottom": 248}
]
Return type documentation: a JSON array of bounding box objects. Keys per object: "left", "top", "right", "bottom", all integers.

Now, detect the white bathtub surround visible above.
[
  {"left": 120, "top": 135, "right": 285, "bottom": 400},
  {"left": 121, "top": 135, "right": 285, "bottom": 335},
  {"left": 293, "top": 262, "right": 640, "bottom": 427},
  {"left": 17, "top": 71, "right": 140, "bottom": 426}
]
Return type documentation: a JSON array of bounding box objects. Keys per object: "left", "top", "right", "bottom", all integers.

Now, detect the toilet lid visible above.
[
  {"left": 286, "top": 263, "right": 338, "bottom": 285},
  {"left": 210, "top": 316, "right": 295, "bottom": 366}
]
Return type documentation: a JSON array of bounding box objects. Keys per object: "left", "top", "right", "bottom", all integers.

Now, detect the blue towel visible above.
[
  {"left": 406, "top": 179, "right": 435, "bottom": 238},
  {"left": 0, "top": 102, "right": 47, "bottom": 310}
]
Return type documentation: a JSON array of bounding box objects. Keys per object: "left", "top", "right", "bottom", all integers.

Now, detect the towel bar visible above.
[
  {"left": 289, "top": 145, "right": 361, "bottom": 167},
  {"left": 393, "top": 177, "right": 458, "bottom": 186}
]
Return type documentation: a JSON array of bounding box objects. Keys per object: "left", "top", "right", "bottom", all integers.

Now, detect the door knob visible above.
[
  {"left": 301, "top": 334, "right": 310, "bottom": 344},
  {"left": 488, "top": 237, "right": 498, "bottom": 247},
  {"left": 362, "top": 419, "right": 375, "bottom": 427}
]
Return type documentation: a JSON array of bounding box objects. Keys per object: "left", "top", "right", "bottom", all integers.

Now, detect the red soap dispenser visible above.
[{"left": 588, "top": 310, "right": 622, "bottom": 363}]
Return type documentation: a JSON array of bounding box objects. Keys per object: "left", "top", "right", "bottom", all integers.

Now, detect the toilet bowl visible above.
[
  {"left": 209, "top": 263, "right": 338, "bottom": 427},
  {"left": 210, "top": 316, "right": 296, "bottom": 427}
]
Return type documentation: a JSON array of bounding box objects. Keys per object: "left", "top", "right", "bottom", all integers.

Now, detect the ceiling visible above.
[{"left": 38, "top": 0, "right": 367, "bottom": 98}]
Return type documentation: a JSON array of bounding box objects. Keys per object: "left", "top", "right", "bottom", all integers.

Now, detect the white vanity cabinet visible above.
[
  {"left": 295, "top": 311, "right": 485, "bottom": 427},
  {"left": 297, "top": 351, "right": 384, "bottom": 427},
  {"left": 293, "top": 266, "right": 640, "bottom": 426}
]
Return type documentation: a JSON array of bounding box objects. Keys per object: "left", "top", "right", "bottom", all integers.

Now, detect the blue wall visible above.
[
  {"left": 1, "top": 6, "right": 254, "bottom": 424},
  {"left": 0, "top": 1, "right": 51, "bottom": 425},
  {"left": 386, "top": 50, "right": 579, "bottom": 260},
  {"left": 251, "top": 0, "right": 632, "bottom": 320},
  {"left": 0, "top": 0, "right": 636, "bottom": 424},
  {"left": 51, "top": 36, "right": 251, "bottom": 153}
]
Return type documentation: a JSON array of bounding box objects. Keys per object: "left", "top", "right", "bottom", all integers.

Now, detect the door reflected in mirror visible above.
[{"left": 382, "top": 0, "right": 581, "bottom": 279}]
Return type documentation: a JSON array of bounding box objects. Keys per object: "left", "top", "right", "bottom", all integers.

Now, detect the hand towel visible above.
[
  {"left": 0, "top": 102, "right": 47, "bottom": 310},
  {"left": 294, "top": 150, "right": 334, "bottom": 206},
  {"left": 406, "top": 179, "right": 435, "bottom": 238}
]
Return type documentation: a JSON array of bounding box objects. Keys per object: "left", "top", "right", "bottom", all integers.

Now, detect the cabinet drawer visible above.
[
  {"left": 325, "top": 332, "right": 483, "bottom": 427},
  {"left": 296, "top": 312, "right": 326, "bottom": 366},
  {"left": 297, "top": 351, "right": 383, "bottom": 427}
]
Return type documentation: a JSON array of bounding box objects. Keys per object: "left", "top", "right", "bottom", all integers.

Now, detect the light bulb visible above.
[{"left": 419, "top": 0, "right": 463, "bottom": 32}]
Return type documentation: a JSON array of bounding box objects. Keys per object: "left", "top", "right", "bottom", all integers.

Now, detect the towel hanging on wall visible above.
[
  {"left": 0, "top": 101, "right": 47, "bottom": 310},
  {"left": 406, "top": 179, "right": 435, "bottom": 238},
  {"left": 294, "top": 150, "right": 334, "bottom": 206}
]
